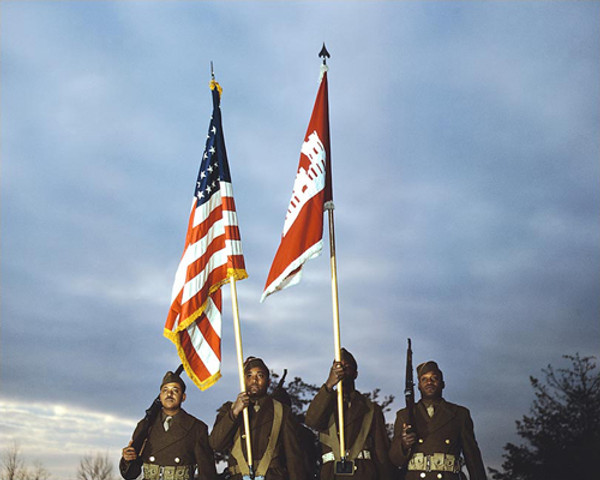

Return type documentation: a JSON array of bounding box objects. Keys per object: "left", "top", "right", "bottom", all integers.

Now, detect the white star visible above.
[
  {"left": 207, "top": 165, "right": 213, "bottom": 173},
  {"left": 200, "top": 171, "right": 206, "bottom": 179},
  {"left": 197, "top": 191, "right": 205, "bottom": 199},
  {"left": 211, "top": 126, "right": 217, "bottom": 134},
  {"left": 209, "top": 146, "right": 216, "bottom": 154},
  {"left": 206, "top": 185, "right": 212, "bottom": 194}
]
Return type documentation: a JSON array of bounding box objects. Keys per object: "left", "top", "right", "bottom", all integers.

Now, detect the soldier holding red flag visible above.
[{"left": 306, "top": 348, "right": 396, "bottom": 480}]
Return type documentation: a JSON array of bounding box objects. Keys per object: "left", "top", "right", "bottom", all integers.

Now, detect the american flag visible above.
[
  {"left": 165, "top": 80, "right": 247, "bottom": 390},
  {"left": 261, "top": 66, "right": 331, "bottom": 302}
]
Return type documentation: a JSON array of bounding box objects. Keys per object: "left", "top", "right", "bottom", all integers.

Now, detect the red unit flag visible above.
[
  {"left": 165, "top": 80, "right": 247, "bottom": 390},
  {"left": 261, "top": 67, "right": 331, "bottom": 302}
]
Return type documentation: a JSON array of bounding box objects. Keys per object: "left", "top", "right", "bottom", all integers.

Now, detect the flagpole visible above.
[
  {"left": 319, "top": 43, "right": 347, "bottom": 463},
  {"left": 230, "top": 278, "right": 255, "bottom": 479},
  {"left": 326, "top": 204, "right": 347, "bottom": 461},
  {"left": 212, "top": 62, "right": 254, "bottom": 477}
]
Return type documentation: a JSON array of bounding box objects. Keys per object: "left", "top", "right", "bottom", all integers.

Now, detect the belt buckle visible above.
[{"left": 242, "top": 477, "right": 265, "bottom": 480}]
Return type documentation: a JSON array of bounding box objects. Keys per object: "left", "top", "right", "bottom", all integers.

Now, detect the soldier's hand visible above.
[
  {"left": 401, "top": 423, "right": 417, "bottom": 450},
  {"left": 122, "top": 441, "right": 137, "bottom": 461},
  {"left": 231, "top": 392, "right": 250, "bottom": 418},
  {"left": 325, "top": 360, "right": 345, "bottom": 390}
]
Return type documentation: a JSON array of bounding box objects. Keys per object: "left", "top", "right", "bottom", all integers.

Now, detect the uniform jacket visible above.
[
  {"left": 305, "top": 385, "right": 396, "bottom": 480},
  {"left": 119, "top": 409, "right": 217, "bottom": 480},
  {"left": 389, "top": 399, "right": 487, "bottom": 480},
  {"left": 209, "top": 396, "right": 308, "bottom": 480}
]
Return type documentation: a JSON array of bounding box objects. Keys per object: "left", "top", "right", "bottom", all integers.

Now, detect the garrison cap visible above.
[
  {"left": 341, "top": 348, "right": 358, "bottom": 371},
  {"left": 161, "top": 370, "right": 186, "bottom": 393},
  {"left": 417, "top": 361, "right": 443, "bottom": 380},
  {"left": 244, "top": 356, "right": 270, "bottom": 377}
]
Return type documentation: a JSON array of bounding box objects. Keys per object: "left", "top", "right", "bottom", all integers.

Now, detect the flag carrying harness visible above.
[
  {"left": 319, "top": 397, "right": 375, "bottom": 464},
  {"left": 229, "top": 400, "right": 284, "bottom": 479}
]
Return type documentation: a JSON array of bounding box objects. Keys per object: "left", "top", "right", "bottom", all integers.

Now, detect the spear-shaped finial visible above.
[
  {"left": 319, "top": 43, "right": 330, "bottom": 65},
  {"left": 210, "top": 61, "right": 215, "bottom": 80}
]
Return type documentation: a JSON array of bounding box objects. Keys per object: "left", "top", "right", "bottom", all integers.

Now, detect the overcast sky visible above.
[{"left": 1, "top": 1, "right": 599, "bottom": 477}]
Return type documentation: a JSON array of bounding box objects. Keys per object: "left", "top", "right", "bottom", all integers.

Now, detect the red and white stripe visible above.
[{"left": 165, "top": 180, "right": 246, "bottom": 390}]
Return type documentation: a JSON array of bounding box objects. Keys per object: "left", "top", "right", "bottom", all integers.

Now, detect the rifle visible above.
[
  {"left": 398, "top": 339, "right": 416, "bottom": 480},
  {"left": 276, "top": 368, "right": 288, "bottom": 390},
  {"left": 404, "top": 339, "right": 416, "bottom": 436},
  {"left": 122, "top": 364, "right": 184, "bottom": 479}
]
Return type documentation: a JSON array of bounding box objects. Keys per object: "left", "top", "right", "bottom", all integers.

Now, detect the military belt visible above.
[
  {"left": 142, "top": 463, "right": 194, "bottom": 480},
  {"left": 322, "top": 450, "right": 372, "bottom": 463},
  {"left": 407, "top": 453, "right": 460, "bottom": 473}
]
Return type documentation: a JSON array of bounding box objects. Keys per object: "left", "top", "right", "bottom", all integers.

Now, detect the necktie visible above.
[
  {"left": 427, "top": 405, "right": 435, "bottom": 418},
  {"left": 164, "top": 416, "right": 173, "bottom": 431}
]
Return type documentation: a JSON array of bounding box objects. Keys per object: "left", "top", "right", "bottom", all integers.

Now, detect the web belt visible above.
[
  {"left": 407, "top": 453, "right": 460, "bottom": 473},
  {"left": 142, "top": 464, "right": 194, "bottom": 480}
]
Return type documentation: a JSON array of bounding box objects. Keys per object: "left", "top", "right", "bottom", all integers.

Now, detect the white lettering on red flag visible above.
[
  {"left": 165, "top": 81, "right": 247, "bottom": 390},
  {"left": 261, "top": 68, "right": 331, "bottom": 302}
]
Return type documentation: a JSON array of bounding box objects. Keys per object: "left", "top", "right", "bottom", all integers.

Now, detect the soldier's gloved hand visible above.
[
  {"left": 401, "top": 423, "right": 417, "bottom": 450},
  {"left": 231, "top": 392, "right": 250, "bottom": 418},
  {"left": 122, "top": 441, "right": 137, "bottom": 461},
  {"left": 325, "top": 360, "right": 345, "bottom": 391}
]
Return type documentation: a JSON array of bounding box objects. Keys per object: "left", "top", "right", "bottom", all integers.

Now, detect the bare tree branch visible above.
[{"left": 76, "top": 453, "right": 115, "bottom": 480}]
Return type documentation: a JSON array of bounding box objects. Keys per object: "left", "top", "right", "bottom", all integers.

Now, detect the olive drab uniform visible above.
[
  {"left": 305, "top": 386, "right": 396, "bottom": 480},
  {"left": 209, "top": 396, "right": 308, "bottom": 480},
  {"left": 389, "top": 399, "right": 487, "bottom": 480},
  {"left": 271, "top": 380, "right": 320, "bottom": 479},
  {"left": 119, "top": 409, "right": 217, "bottom": 480}
]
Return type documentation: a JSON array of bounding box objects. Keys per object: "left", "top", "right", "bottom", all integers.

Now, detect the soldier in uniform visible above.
[
  {"left": 389, "top": 361, "right": 487, "bottom": 480},
  {"left": 209, "top": 356, "right": 308, "bottom": 480},
  {"left": 305, "top": 348, "right": 396, "bottom": 480},
  {"left": 120, "top": 370, "right": 217, "bottom": 480}
]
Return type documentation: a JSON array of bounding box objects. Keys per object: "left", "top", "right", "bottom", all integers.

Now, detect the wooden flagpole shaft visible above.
[
  {"left": 230, "top": 278, "right": 255, "bottom": 476},
  {"left": 326, "top": 205, "right": 346, "bottom": 459}
]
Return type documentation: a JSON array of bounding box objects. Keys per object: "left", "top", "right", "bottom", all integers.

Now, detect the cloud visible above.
[
  {"left": 0, "top": 398, "right": 134, "bottom": 477},
  {"left": 2, "top": 0, "right": 599, "bottom": 475}
]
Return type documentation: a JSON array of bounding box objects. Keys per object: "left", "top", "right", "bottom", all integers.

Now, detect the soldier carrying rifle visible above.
[
  {"left": 120, "top": 369, "right": 217, "bottom": 480},
  {"left": 390, "top": 353, "right": 487, "bottom": 480}
]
